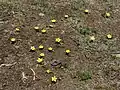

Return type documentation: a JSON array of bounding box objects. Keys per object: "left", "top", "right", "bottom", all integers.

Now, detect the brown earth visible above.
[{"left": 0, "top": 0, "right": 120, "bottom": 90}]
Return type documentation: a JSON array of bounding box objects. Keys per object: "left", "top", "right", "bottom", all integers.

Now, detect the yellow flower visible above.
[
  {"left": 107, "top": 34, "right": 112, "bottom": 39},
  {"left": 39, "top": 45, "right": 44, "bottom": 49},
  {"left": 34, "top": 26, "right": 39, "bottom": 30},
  {"left": 31, "top": 46, "right": 36, "bottom": 51},
  {"left": 90, "top": 36, "right": 95, "bottom": 41},
  {"left": 48, "top": 47, "right": 53, "bottom": 51},
  {"left": 55, "top": 38, "right": 61, "bottom": 43},
  {"left": 41, "top": 29, "right": 46, "bottom": 33},
  {"left": 66, "top": 49, "right": 71, "bottom": 54},
  {"left": 37, "top": 58, "right": 43, "bottom": 63},
  {"left": 51, "top": 19, "right": 56, "bottom": 23},
  {"left": 10, "top": 38, "right": 16, "bottom": 42},
  {"left": 84, "top": 9, "right": 89, "bottom": 14},
  {"left": 51, "top": 76, "right": 57, "bottom": 82},
  {"left": 40, "top": 53, "right": 45, "bottom": 57},
  {"left": 64, "top": 15, "right": 69, "bottom": 18},
  {"left": 15, "top": 28, "right": 20, "bottom": 32},
  {"left": 46, "top": 69, "right": 51, "bottom": 74},
  {"left": 106, "top": 12, "right": 110, "bottom": 17}
]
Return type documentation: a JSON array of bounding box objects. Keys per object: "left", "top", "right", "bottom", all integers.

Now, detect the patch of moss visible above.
[
  {"left": 77, "top": 27, "right": 96, "bottom": 35},
  {"left": 80, "top": 28, "right": 91, "bottom": 35},
  {"left": 77, "top": 71, "right": 92, "bottom": 81}
]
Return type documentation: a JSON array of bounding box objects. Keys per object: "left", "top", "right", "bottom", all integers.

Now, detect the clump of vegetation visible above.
[
  {"left": 77, "top": 27, "right": 97, "bottom": 35},
  {"left": 77, "top": 71, "right": 92, "bottom": 81},
  {"left": 79, "top": 27, "right": 92, "bottom": 35}
]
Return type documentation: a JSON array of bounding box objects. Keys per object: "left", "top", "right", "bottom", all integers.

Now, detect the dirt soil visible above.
[{"left": 0, "top": 0, "right": 120, "bottom": 90}]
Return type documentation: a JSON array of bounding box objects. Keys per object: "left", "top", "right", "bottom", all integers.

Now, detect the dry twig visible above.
[
  {"left": 0, "top": 62, "right": 16, "bottom": 67},
  {"left": 30, "top": 68, "right": 36, "bottom": 80}
]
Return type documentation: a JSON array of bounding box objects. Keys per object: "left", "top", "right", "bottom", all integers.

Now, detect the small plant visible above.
[
  {"left": 55, "top": 38, "right": 61, "bottom": 43},
  {"left": 15, "top": 28, "right": 20, "bottom": 32},
  {"left": 80, "top": 71, "right": 92, "bottom": 81},
  {"left": 48, "top": 47, "right": 53, "bottom": 52},
  {"left": 77, "top": 71, "right": 92, "bottom": 81},
  {"left": 41, "top": 29, "right": 47, "bottom": 34},
  {"left": 31, "top": 46, "right": 36, "bottom": 51},
  {"left": 39, "top": 53, "right": 45, "bottom": 57},
  {"left": 10, "top": 38, "right": 16, "bottom": 43},
  {"left": 107, "top": 34, "right": 112, "bottom": 39},
  {"left": 51, "top": 76, "right": 57, "bottom": 82},
  {"left": 84, "top": 9, "right": 89, "bottom": 14},
  {"left": 46, "top": 69, "right": 52, "bottom": 74},
  {"left": 39, "top": 45, "right": 44, "bottom": 50},
  {"left": 37, "top": 58, "right": 43, "bottom": 63},
  {"left": 79, "top": 28, "right": 91, "bottom": 35},
  {"left": 105, "top": 12, "right": 110, "bottom": 18},
  {"left": 64, "top": 15, "right": 69, "bottom": 18},
  {"left": 51, "top": 19, "right": 56, "bottom": 23},
  {"left": 65, "top": 49, "right": 71, "bottom": 54}
]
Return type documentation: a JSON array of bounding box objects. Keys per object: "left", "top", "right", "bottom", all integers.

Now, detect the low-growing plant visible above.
[
  {"left": 79, "top": 28, "right": 91, "bottom": 35},
  {"left": 77, "top": 27, "right": 96, "bottom": 35},
  {"left": 77, "top": 71, "right": 92, "bottom": 81}
]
